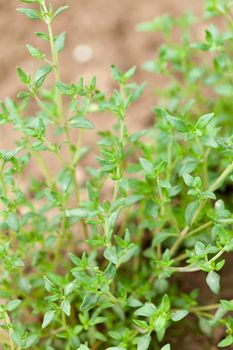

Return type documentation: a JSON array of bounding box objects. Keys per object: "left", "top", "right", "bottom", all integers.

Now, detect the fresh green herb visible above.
[{"left": 0, "top": 0, "right": 233, "bottom": 349}]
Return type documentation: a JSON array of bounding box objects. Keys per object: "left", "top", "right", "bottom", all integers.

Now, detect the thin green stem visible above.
[
  {"left": 217, "top": 218, "right": 233, "bottom": 224},
  {"left": 190, "top": 304, "right": 220, "bottom": 312},
  {"left": 112, "top": 83, "right": 128, "bottom": 202},
  {"left": 209, "top": 249, "right": 224, "bottom": 263},
  {"left": 192, "top": 311, "right": 214, "bottom": 319},
  {"left": 209, "top": 162, "right": 233, "bottom": 192},
  {"left": 42, "top": 0, "right": 88, "bottom": 238},
  {"left": 157, "top": 178, "right": 165, "bottom": 216},
  {"left": 173, "top": 252, "right": 187, "bottom": 262},
  {"left": 42, "top": 1, "right": 64, "bottom": 122},
  {"left": 113, "top": 119, "right": 125, "bottom": 202},
  {"left": 203, "top": 149, "right": 210, "bottom": 189},
  {"left": 167, "top": 136, "right": 173, "bottom": 181},
  {"left": 173, "top": 265, "right": 200, "bottom": 273},
  {"left": 174, "top": 249, "right": 224, "bottom": 273},
  {"left": 4, "top": 313, "right": 15, "bottom": 350},
  {"left": 0, "top": 163, "right": 7, "bottom": 196},
  {"left": 185, "top": 220, "right": 212, "bottom": 239},
  {"left": 62, "top": 310, "right": 67, "bottom": 328},
  {"left": 197, "top": 138, "right": 209, "bottom": 190},
  {"left": 170, "top": 225, "right": 189, "bottom": 256}
]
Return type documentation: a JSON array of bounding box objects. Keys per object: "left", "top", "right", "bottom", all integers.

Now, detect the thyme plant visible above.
[{"left": 0, "top": 0, "right": 233, "bottom": 349}]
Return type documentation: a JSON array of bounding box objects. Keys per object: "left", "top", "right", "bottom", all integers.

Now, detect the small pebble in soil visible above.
[{"left": 72, "top": 44, "right": 93, "bottom": 63}]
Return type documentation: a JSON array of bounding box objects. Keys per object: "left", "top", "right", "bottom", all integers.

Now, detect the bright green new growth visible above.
[{"left": 0, "top": 0, "right": 233, "bottom": 349}]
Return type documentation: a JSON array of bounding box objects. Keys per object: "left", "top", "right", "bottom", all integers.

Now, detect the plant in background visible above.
[{"left": 0, "top": 0, "right": 233, "bottom": 349}]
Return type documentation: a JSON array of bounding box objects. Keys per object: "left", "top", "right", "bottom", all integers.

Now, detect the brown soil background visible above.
[
  {"left": 1, "top": 1, "right": 232, "bottom": 349},
  {"left": 0, "top": 0, "right": 203, "bottom": 149}
]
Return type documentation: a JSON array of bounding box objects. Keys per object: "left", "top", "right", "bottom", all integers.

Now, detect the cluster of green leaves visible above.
[{"left": 0, "top": 0, "right": 233, "bottom": 349}]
